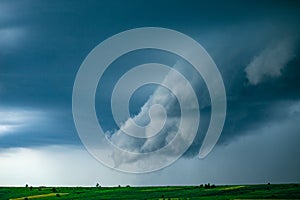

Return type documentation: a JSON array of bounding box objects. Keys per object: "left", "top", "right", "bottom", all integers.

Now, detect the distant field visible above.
[{"left": 0, "top": 184, "right": 299, "bottom": 200}]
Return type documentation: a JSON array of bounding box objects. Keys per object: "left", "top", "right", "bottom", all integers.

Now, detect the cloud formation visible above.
[
  {"left": 105, "top": 25, "right": 300, "bottom": 168},
  {"left": 0, "top": 0, "right": 299, "bottom": 185},
  {"left": 245, "top": 38, "right": 296, "bottom": 85},
  {"left": 0, "top": 108, "right": 44, "bottom": 136},
  {"left": 108, "top": 60, "right": 202, "bottom": 167}
]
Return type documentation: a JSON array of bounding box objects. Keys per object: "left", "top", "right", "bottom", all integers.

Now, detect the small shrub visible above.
[{"left": 56, "top": 193, "right": 60, "bottom": 197}]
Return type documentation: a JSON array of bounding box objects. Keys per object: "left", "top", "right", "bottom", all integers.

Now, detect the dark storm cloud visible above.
[
  {"left": 106, "top": 23, "right": 300, "bottom": 162},
  {"left": 0, "top": 107, "right": 79, "bottom": 149},
  {"left": 185, "top": 47, "right": 300, "bottom": 156},
  {"left": 0, "top": 0, "right": 300, "bottom": 159}
]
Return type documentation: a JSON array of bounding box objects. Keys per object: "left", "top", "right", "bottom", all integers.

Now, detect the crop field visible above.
[{"left": 0, "top": 184, "right": 299, "bottom": 200}]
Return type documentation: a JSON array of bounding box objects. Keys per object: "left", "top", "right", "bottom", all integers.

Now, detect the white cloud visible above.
[
  {"left": 245, "top": 38, "right": 296, "bottom": 85},
  {"left": 1, "top": 107, "right": 299, "bottom": 186},
  {"left": 108, "top": 61, "right": 201, "bottom": 168},
  {"left": 0, "top": 108, "right": 44, "bottom": 136},
  {"left": 0, "top": 145, "right": 139, "bottom": 187}
]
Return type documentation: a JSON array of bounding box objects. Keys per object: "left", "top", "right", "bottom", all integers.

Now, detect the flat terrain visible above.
[{"left": 0, "top": 184, "right": 299, "bottom": 200}]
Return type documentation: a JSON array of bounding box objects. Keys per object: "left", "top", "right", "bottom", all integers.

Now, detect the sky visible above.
[{"left": 0, "top": 0, "right": 300, "bottom": 186}]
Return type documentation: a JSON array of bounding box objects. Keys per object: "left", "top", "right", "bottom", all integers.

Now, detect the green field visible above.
[{"left": 1, "top": 184, "right": 299, "bottom": 200}]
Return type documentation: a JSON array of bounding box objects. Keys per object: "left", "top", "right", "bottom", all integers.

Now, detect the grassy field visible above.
[{"left": 0, "top": 184, "right": 299, "bottom": 200}]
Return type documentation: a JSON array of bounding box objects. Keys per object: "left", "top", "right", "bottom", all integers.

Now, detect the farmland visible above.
[{"left": 0, "top": 183, "right": 299, "bottom": 200}]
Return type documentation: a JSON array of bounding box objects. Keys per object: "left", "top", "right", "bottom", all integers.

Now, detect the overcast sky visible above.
[{"left": 0, "top": 0, "right": 300, "bottom": 186}]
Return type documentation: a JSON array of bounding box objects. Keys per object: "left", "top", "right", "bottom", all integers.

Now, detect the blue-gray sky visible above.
[{"left": 0, "top": 0, "right": 300, "bottom": 186}]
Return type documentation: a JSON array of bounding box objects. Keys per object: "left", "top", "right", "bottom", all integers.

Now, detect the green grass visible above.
[{"left": 0, "top": 184, "right": 299, "bottom": 200}]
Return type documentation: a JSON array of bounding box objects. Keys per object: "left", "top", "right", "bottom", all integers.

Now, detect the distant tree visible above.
[
  {"left": 96, "top": 183, "right": 100, "bottom": 187},
  {"left": 29, "top": 186, "right": 33, "bottom": 191},
  {"left": 199, "top": 184, "right": 203, "bottom": 188},
  {"left": 204, "top": 183, "right": 211, "bottom": 189},
  {"left": 211, "top": 184, "right": 216, "bottom": 188},
  {"left": 25, "top": 184, "right": 28, "bottom": 188},
  {"left": 118, "top": 185, "right": 121, "bottom": 187},
  {"left": 56, "top": 193, "right": 60, "bottom": 197},
  {"left": 126, "top": 185, "right": 130, "bottom": 187}
]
